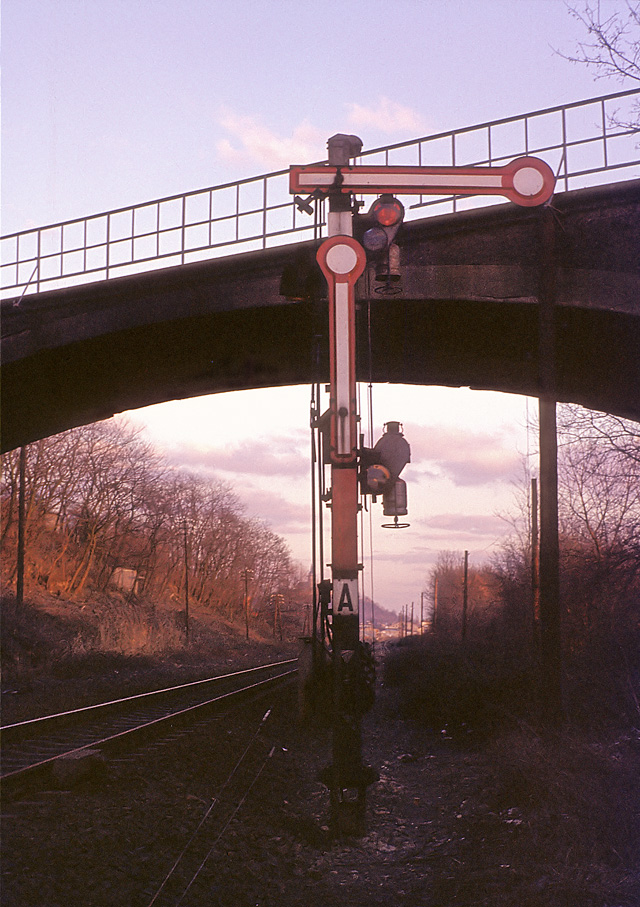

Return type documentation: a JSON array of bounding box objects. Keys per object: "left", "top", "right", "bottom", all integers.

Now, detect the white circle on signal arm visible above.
[
  {"left": 513, "top": 166, "right": 545, "bottom": 197},
  {"left": 326, "top": 243, "right": 358, "bottom": 275}
]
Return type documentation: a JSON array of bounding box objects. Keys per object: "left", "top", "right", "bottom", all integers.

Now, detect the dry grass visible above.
[
  {"left": 1, "top": 589, "right": 295, "bottom": 690},
  {"left": 1, "top": 592, "right": 185, "bottom": 675},
  {"left": 72, "top": 597, "right": 186, "bottom": 657}
]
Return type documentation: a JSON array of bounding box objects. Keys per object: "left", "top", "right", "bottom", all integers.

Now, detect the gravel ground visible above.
[{"left": 3, "top": 650, "right": 639, "bottom": 907}]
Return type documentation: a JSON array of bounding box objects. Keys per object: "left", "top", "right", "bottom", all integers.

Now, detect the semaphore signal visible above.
[{"left": 295, "top": 134, "right": 555, "bottom": 834}]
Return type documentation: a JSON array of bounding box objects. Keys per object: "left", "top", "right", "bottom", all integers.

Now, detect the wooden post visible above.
[
  {"left": 433, "top": 577, "right": 438, "bottom": 633},
  {"left": 16, "top": 446, "right": 27, "bottom": 608},
  {"left": 243, "top": 568, "right": 251, "bottom": 640},
  {"left": 531, "top": 477, "right": 540, "bottom": 627},
  {"left": 183, "top": 521, "right": 190, "bottom": 645},
  {"left": 461, "top": 550, "right": 469, "bottom": 641},
  {"left": 538, "top": 207, "right": 563, "bottom": 724}
]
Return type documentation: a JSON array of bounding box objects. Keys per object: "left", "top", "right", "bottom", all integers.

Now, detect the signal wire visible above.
[
  {"left": 365, "top": 298, "right": 377, "bottom": 652},
  {"left": 174, "top": 745, "right": 276, "bottom": 906},
  {"left": 310, "top": 382, "right": 319, "bottom": 647},
  {"left": 146, "top": 709, "right": 273, "bottom": 907}
]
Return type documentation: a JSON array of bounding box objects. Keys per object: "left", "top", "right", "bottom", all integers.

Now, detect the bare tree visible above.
[
  {"left": 1, "top": 417, "right": 302, "bottom": 637},
  {"left": 557, "top": 406, "right": 640, "bottom": 558},
  {"left": 558, "top": 1, "right": 640, "bottom": 124}
]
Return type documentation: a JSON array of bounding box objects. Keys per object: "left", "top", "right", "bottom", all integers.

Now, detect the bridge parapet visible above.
[{"left": 2, "top": 89, "right": 638, "bottom": 300}]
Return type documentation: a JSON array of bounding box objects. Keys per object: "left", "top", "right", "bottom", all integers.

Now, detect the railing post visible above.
[
  {"left": 262, "top": 177, "right": 268, "bottom": 249},
  {"left": 561, "top": 107, "right": 569, "bottom": 193},
  {"left": 181, "top": 195, "right": 186, "bottom": 266},
  {"left": 36, "top": 230, "right": 41, "bottom": 293},
  {"left": 106, "top": 212, "right": 111, "bottom": 280}
]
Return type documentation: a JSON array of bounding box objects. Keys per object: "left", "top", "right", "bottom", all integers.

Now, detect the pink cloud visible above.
[
  {"left": 215, "top": 110, "right": 325, "bottom": 170},
  {"left": 161, "top": 434, "right": 309, "bottom": 479},
  {"left": 424, "top": 512, "right": 506, "bottom": 538},
  {"left": 406, "top": 423, "right": 522, "bottom": 486},
  {"left": 346, "top": 97, "right": 428, "bottom": 136}
]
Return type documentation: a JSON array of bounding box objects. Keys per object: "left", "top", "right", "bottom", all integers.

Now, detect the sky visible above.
[{"left": 1, "top": 0, "right": 633, "bottom": 612}]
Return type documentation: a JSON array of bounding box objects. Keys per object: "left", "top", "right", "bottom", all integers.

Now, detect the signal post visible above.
[{"left": 291, "top": 136, "right": 556, "bottom": 832}]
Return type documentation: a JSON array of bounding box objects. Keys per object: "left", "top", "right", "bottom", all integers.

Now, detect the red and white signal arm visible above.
[
  {"left": 316, "top": 236, "right": 366, "bottom": 461},
  {"left": 291, "top": 156, "right": 555, "bottom": 207}
]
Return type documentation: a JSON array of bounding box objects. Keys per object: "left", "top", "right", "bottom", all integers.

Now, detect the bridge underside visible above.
[
  {"left": 3, "top": 296, "right": 639, "bottom": 452},
  {"left": 2, "top": 180, "right": 639, "bottom": 452}
]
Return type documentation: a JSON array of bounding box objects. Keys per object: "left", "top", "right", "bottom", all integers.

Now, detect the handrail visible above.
[{"left": 1, "top": 88, "right": 638, "bottom": 298}]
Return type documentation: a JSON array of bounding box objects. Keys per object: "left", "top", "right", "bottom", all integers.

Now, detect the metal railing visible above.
[{"left": 2, "top": 88, "right": 638, "bottom": 299}]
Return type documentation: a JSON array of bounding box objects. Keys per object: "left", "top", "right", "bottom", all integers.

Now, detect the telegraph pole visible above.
[
  {"left": 433, "top": 576, "right": 439, "bottom": 633},
  {"left": 243, "top": 568, "right": 253, "bottom": 640},
  {"left": 183, "top": 521, "right": 190, "bottom": 645},
  {"left": 16, "top": 446, "right": 27, "bottom": 609},
  {"left": 531, "top": 477, "right": 540, "bottom": 630},
  {"left": 462, "top": 550, "right": 469, "bottom": 641},
  {"left": 538, "top": 208, "right": 563, "bottom": 725}
]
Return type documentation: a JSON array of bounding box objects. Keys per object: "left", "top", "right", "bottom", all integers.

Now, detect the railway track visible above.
[{"left": 0, "top": 658, "right": 297, "bottom": 789}]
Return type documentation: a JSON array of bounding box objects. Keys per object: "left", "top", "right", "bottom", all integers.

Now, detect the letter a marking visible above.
[{"left": 337, "top": 582, "right": 354, "bottom": 612}]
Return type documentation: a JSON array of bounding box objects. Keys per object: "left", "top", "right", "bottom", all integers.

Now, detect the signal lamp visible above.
[
  {"left": 354, "top": 194, "right": 404, "bottom": 274},
  {"left": 362, "top": 225, "right": 388, "bottom": 253},
  {"left": 365, "top": 463, "right": 391, "bottom": 493},
  {"left": 370, "top": 195, "right": 404, "bottom": 227}
]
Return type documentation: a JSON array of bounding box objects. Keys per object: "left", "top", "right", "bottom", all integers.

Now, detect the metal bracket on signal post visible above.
[{"left": 291, "top": 155, "right": 556, "bottom": 207}]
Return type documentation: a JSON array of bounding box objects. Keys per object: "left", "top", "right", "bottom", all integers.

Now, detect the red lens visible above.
[{"left": 372, "top": 197, "right": 402, "bottom": 226}]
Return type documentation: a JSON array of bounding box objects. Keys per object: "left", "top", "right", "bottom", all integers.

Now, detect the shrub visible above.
[{"left": 383, "top": 635, "right": 537, "bottom": 738}]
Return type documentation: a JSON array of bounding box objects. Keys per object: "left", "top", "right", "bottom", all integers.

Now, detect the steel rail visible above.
[
  {"left": 0, "top": 657, "right": 297, "bottom": 731},
  {"left": 1, "top": 88, "right": 638, "bottom": 298},
  {"left": 0, "top": 664, "right": 297, "bottom": 784}
]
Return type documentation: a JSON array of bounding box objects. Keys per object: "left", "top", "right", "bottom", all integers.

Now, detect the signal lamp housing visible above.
[
  {"left": 280, "top": 248, "right": 325, "bottom": 301},
  {"left": 365, "top": 463, "right": 391, "bottom": 493},
  {"left": 355, "top": 194, "right": 405, "bottom": 256},
  {"left": 383, "top": 477, "right": 408, "bottom": 517},
  {"left": 354, "top": 194, "right": 405, "bottom": 288}
]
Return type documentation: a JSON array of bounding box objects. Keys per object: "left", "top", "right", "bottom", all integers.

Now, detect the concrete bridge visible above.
[{"left": 2, "top": 176, "right": 638, "bottom": 453}]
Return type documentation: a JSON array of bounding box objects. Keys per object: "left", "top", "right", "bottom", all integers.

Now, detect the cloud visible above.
[
  {"left": 215, "top": 110, "right": 325, "bottom": 170},
  {"left": 242, "top": 485, "right": 310, "bottom": 535},
  {"left": 160, "top": 434, "right": 309, "bottom": 480},
  {"left": 424, "top": 512, "right": 506, "bottom": 538},
  {"left": 346, "top": 97, "right": 428, "bottom": 136},
  {"left": 406, "top": 423, "right": 522, "bottom": 487},
  {"left": 373, "top": 544, "right": 441, "bottom": 568},
  {"left": 214, "top": 97, "right": 429, "bottom": 172}
]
